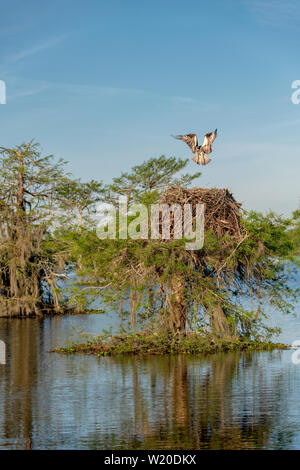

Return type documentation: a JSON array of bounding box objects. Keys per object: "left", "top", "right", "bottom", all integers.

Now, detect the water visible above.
[{"left": 0, "top": 302, "right": 300, "bottom": 449}]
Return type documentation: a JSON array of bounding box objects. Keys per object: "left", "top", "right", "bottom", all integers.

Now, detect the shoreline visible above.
[{"left": 0, "top": 308, "right": 105, "bottom": 318}]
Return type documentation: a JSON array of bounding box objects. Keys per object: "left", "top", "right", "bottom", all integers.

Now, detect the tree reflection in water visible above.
[
  {"left": 96, "top": 353, "right": 291, "bottom": 450},
  {"left": 0, "top": 317, "right": 296, "bottom": 450}
]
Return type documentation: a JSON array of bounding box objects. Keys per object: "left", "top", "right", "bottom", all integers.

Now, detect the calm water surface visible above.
[{"left": 0, "top": 301, "right": 300, "bottom": 449}]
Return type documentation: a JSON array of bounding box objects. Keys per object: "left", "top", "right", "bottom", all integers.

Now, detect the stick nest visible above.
[{"left": 160, "top": 186, "right": 243, "bottom": 241}]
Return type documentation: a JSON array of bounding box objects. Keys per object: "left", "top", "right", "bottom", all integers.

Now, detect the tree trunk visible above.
[
  {"left": 208, "top": 303, "right": 236, "bottom": 339},
  {"left": 130, "top": 288, "right": 142, "bottom": 334},
  {"left": 169, "top": 277, "right": 187, "bottom": 335},
  {"left": 17, "top": 151, "right": 25, "bottom": 211}
]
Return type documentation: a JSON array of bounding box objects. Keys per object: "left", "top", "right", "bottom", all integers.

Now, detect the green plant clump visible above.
[{"left": 54, "top": 332, "right": 288, "bottom": 357}]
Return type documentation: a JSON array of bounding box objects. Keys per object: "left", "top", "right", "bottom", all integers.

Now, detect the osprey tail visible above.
[{"left": 192, "top": 153, "right": 211, "bottom": 165}]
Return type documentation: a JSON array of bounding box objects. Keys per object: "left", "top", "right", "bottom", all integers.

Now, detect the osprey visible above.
[{"left": 172, "top": 129, "right": 217, "bottom": 165}]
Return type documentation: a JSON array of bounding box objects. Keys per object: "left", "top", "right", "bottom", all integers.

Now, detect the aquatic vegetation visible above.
[{"left": 53, "top": 331, "right": 288, "bottom": 356}]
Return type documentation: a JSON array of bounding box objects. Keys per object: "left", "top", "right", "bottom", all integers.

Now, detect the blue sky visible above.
[{"left": 0, "top": 0, "right": 299, "bottom": 215}]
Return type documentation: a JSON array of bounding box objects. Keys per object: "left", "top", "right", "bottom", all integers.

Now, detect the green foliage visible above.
[
  {"left": 56, "top": 178, "right": 105, "bottom": 229},
  {"left": 0, "top": 141, "right": 99, "bottom": 315},
  {"left": 58, "top": 157, "right": 299, "bottom": 341},
  {"left": 243, "top": 211, "right": 294, "bottom": 258},
  {"left": 287, "top": 204, "right": 300, "bottom": 262},
  {"left": 1, "top": 141, "right": 298, "bottom": 346},
  {"left": 107, "top": 155, "right": 200, "bottom": 203},
  {"left": 54, "top": 331, "right": 288, "bottom": 356}
]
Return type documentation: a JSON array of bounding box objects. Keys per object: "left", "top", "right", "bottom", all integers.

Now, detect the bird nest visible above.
[{"left": 159, "top": 186, "right": 243, "bottom": 241}]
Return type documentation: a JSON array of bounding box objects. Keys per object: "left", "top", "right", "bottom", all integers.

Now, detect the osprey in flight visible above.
[{"left": 172, "top": 129, "right": 217, "bottom": 165}]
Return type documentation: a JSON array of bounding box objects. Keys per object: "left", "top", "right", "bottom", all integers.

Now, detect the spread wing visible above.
[
  {"left": 172, "top": 133, "right": 198, "bottom": 153},
  {"left": 201, "top": 129, "right": 217, "bottom": 154}
]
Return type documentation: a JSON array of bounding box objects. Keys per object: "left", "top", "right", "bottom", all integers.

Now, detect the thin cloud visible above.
[
  {"left": 1, "top": 75, "right": 208, "bottom": 110},
  {"left": 8, "top": 85, "right": 49, "bottom": 101},
  {"left": 47, "top": 80, "right": 206, "bottom": 108},
  {"left": 7, "top": 35, "right": 67, "bottom": 64},
  {"left": 67, "top": 82, "right": 207, "bottom": 107},
  {"left": 244, "top": 0, "right": 300, "bottom": 28}
]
